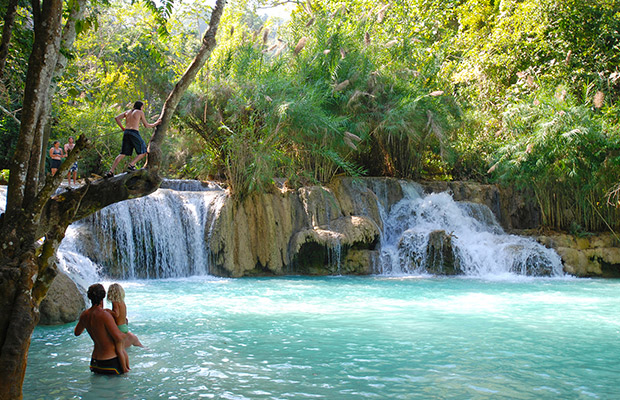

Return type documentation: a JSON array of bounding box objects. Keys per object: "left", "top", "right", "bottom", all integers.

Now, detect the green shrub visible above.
[{"left": 490, "top": 84, "right": 620, "bottom": 231}]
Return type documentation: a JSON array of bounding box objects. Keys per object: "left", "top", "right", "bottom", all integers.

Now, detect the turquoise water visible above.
[{"left": 25, "top": 276, "right": 620, "bottom": 399}]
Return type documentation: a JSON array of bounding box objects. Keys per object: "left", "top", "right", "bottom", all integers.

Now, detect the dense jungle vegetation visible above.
[{"left": 1, "top": 0, "right": 619, "bottom": 232}]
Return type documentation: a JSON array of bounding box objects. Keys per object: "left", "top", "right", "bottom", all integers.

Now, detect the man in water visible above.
[
  {"left": 104, "top": 101, "right": 161, "bottom": 178},
  {"left": 74, "top": 283, "right": 129, "bottom": 375}
]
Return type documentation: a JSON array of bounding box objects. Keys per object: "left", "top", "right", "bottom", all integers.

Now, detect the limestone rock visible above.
[
  {"left": 536, "top": 232, "right": 620, "bottom": 277},
  {"left": 39, "top": 271, "right": 85, "bottom": 325},
  {"left": 343, "top": 250, "right": 379, "bottom": 275},
  {"left": 425, "top": 230, "right": 461, "bottom": 275},
  {"left": 208, "top": 179, "right": 385, "bottom": 277}
]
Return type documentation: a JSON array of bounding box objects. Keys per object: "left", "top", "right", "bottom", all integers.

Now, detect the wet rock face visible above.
[
  {"left": 39, "top": 271, "right": 85, "bottom": 325},
  {"left": 425, "top": 230, "right": 460, "bottom": 275},
  {"left": 291, "top": 216, "right": 381, "bottom": 275},
  {"left": 397, "top": 230, "right": 461, "bottom": 275},
  {"left": 208, "top": 179, "right": 393, "bottom": 277}
]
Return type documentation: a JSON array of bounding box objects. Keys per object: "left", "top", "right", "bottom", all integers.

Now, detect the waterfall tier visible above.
[
  {"left": 378, "top": 182, "right": 563, "bottom": 277},
  {"left": 59, "top": 182, "right": 226, "bottom": 281},
  {"left": 2, "top": 178, "right": 568, "bottom": 285}
]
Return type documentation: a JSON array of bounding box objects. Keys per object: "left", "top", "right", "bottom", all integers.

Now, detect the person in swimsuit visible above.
[
  {"left": 104, "top": 101, "right": 161, "bottom": 178},
  {"left": 64, "top": 136, "right": 78, "bottom": 185},
  {"left": 49, "top": 140, "right": 64, "bottom": 176},
  {"left": 106, "top": 283, "right": 143, "bottom": 373},
  {"left": 75, "top": 283, "right": 129, "bottom": 375}
]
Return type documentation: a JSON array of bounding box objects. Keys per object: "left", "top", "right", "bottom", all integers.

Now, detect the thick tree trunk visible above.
[
  {"left": 3, "top": 0, "right": 63, "bottom": 233},
  {"left": 36, "top": 0, "right": 88, "bottom": 183},
  {"left": 0, "top": 257, "right": 45, "bottom": 400},
  {"left": 0, "top": 1, "right": 227, "bottom": 398},
  {"left": 0, "top": 0, "right": 19, "bottom": 77}
]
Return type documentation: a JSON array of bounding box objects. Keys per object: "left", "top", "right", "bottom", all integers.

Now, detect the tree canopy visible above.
[{"left": 1, "top": 0, "right": 618, "bottom": 221}]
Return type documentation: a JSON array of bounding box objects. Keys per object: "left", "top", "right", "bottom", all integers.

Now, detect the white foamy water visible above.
[
  {"left": 7, "top": 178, "right": 564, "bottom": 283},
  {"left": 378, "top": 182, "right": 563, "bottom": 277},
  {"left": 0, "top": 185, "right": 6, "bottom": 213},
  {"left": 56, "top": 181, "right": 227, "bottom": 286}
]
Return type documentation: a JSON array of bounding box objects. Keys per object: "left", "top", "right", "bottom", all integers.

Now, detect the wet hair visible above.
[
  {"left": 133, "top": 101, "right": 143, "bottom": 110},
  {"left": 107, "top": 283, "right": 125, "bottom": 303},
  {"left": 87, "top": 284, "right": 106, "bottom": 306},
  {"left": 53, "top": 140, "right": 60, "bottom": 146}
]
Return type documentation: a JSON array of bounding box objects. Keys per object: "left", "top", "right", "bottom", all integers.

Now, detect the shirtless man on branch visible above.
[
  {"left": 74, "top": 284, "right": 129, "bottom": 375},
  {"left": 104, "top": 101, "right": 161, "bottom": 178}
]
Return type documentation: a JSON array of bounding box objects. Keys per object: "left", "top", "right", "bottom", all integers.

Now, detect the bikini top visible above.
[{"left": 52, "top": 148, "right": 62, "bottom": 155}]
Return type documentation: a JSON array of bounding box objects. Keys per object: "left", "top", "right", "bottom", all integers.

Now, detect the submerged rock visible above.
[{"left": 39, "top": 271, "right": 85, "bottom": 325}]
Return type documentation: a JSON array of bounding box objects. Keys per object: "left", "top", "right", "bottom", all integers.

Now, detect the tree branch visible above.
[
  {"left": 36, "top": 169, "right": 162, "bottom": 239},
  {"left": 256, "top": 0, "right": 302, "bottom": 9},
  {"left": 0, "top": 104, "right": 19, "bottom": 125},
  {"left": 145, "top": 0, "right": 227, "bottom": 170}
]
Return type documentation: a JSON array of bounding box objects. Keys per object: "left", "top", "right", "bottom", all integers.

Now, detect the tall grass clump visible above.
[
  {"left": 490, "top": 85, "right": 620, "bottom": 232},
  {"left": 178, "top": 0, "right": 464, "bottom": 194}
]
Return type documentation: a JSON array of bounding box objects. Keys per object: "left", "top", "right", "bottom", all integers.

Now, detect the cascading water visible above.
[
  {"left": 56, "top": 181, "right": 226, "bottom": 285},
  {"left": 377, "top": 182, "right": 564, "bottom": 277},
  {"left": 3, "top": 178, "right": 564, "bottom": 282},
  {"left": 0, "top": 185, "right": 6, "bottom": 212}
]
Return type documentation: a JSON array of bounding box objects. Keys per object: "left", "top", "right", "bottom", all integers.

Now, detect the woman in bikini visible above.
[
  {"left": 106, "top": 283, "right": 144, "bottom": 372},
  {"left": 49, "top": 140, "right": 64, "bottom": 175}
]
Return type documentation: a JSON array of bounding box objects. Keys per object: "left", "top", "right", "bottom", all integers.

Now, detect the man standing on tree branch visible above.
[{"left": 105, "top": 101, "right": 161, "bottom": 178}]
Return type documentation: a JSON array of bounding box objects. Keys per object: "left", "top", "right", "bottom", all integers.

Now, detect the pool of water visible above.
[{"left": 25, "top": 276, "right": 620, "bottom": 399}]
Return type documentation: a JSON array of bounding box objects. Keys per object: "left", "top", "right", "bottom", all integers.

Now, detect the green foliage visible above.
[
  {"left": 451, "top": 0, "right": 620, "bottom": 109},
  {"left": 490, "top": 85, "right": 620, "bottom": 231},
  {"left": 0, "top": 2, "right": 34, "bottom": 168},
  {"left": 2, "top": 0, "right": 616, "bottom": 232},
  {"left": 50, "top": 0, "right": 205, "bottom": 176},
  {"left": 177, "top": 0, "right": 463, "bottom": 197}
]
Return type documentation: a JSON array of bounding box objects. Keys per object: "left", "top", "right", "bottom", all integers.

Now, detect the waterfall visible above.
[
  {"left": 3, "top": 178, "right": 565, "bottom": 281},
  {"left": 56, "top": 181, "right": 227, "bottom": 285},
  {"left": 0, "top": 185, "right": 6, "bottom": 213},
  {"left": 377, "top": 182, "right": 564, "bottom": 277}
]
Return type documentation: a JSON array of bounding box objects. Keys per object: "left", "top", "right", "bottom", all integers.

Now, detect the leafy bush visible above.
[{"left": 490, "top": 85, "right": 620, "bottom": 231}]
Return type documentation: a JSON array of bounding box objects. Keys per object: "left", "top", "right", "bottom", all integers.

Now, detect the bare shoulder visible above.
[
  {"left": 79, "top": 308, "right": 90, "bottom": 319},
  {"left": 115, "top": 110, "right": 128, "bottom": 118},
  {"left": 100, "top": 308, "right": 115, "bottom": 320}
]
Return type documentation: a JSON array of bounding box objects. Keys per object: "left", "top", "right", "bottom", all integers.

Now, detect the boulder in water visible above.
[
  {"left": 425, "top": 230, "right": 461, "bottom": 275},
  {"left": 39, "top": 271, "right": 85, "bottom": 325}
]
